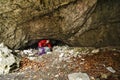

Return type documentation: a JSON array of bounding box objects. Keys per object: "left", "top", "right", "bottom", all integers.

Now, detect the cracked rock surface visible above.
[{"left": 0, "top": 0, "right": 120, "bottom": 49}]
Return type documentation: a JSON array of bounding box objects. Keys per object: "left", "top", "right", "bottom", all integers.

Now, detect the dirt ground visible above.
[{"left": 0, "top": 47, "right": 120, "bottom": 80}]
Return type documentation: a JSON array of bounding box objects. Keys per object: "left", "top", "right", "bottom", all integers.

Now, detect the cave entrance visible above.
[{"left": 19, "top": 39, "right": 67, "bottom": 50}]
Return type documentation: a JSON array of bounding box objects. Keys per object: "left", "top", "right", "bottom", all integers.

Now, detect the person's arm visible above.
[
  {"left": 47, "top": 43, "right": 52, "bottom": 48},
  {"left": 38, "top": 42, "right": 42, "bottom": 47}
]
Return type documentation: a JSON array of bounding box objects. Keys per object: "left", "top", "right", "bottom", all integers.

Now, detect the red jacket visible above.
[{"left": 38, "top": 40, "right": 51, "bottom": 48}]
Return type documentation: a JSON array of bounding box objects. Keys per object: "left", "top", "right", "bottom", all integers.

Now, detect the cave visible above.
[
  {"left": 0, "top": 0, "right": 120, "bottom": 79},
  {"left": 19, "top": 39, "right": 68, "bottom": 50}
]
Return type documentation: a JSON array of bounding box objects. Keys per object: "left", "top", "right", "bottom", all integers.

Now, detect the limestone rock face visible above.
[
  {"left": 0, "top": 43, "right": 20, "bottom": 74},
  {"left": 0, "top": 0, "right": 120, "bottom": 49}
]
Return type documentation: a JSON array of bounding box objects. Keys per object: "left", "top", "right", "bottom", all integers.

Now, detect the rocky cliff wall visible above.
[{"left": 0, "top": 0, "right": 120, "bottom": 49}]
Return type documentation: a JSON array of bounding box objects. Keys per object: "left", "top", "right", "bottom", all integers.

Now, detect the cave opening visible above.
[{"left": 19, "top": 39, "right": 68, "bottom": 50}]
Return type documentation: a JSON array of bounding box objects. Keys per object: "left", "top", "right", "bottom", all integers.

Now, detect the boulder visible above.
[
  {"left": 68, "top": 72, "right": 90, "bottom": 80},
  {"left": 0, "top": 43, "right": 20, "bottom": 75},
  {"left": 0, "top": 0, "right": 120, "bottom": 49}
]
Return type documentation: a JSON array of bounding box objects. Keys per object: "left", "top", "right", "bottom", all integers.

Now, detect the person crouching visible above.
[{"left": 38, "top": 39, "right": 52, "bottom": 55}]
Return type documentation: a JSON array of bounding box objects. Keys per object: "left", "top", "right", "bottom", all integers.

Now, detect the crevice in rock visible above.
[{"left": 9, "top": 63, "right": 18, "bottom": 73}]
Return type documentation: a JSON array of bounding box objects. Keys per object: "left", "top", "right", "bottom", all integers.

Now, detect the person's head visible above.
[{"left": 46, "top": 40, "right": 50, "bottom": 43}]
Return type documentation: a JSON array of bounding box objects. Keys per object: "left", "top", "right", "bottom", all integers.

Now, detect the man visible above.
[{"left": 38, "top": 39, "right": 52, "bottom": 55}]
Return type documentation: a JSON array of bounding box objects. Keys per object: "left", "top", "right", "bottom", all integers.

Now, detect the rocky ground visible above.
[{"left": 0, "top": 46, "right": 120, "bottom": 80}]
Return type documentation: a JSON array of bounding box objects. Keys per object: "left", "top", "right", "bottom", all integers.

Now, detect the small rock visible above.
[
  {"left": 46, "top": 52, "right": 52, "bottom": 54},
  {"left": 68, "top": 72, "right": 90, "bottom": 80},
  {"left": 27, "top": 57, "right": 36, "bottom": 60},
  {"left": 73, "top": 53, "right": 78, "bottom": 58},
  {"left": 81, "top": 58, "right": 85, "bottom": 61},
  {"left": 69, "top": 50, "right": 74, "bottom": 54},
  {"left": 101, "top": 73, "right": 108, "bottom": 79},
  {"left": 91, "top": 76, "right": 95, "bottom": 80},
  {"left": 91, "top": 49, "right": 99, "bottom": 53},
  {"left": 106, "top": 67, "right": 116, "bottom": 73},
  {"left": 55, "top": 74, "right": 59, "bottom": 77},
  {"left": 23, "top": 49, "right": 32, "bottom": 55},
  {"left": 80, "top": 62, "right": 84, "bottom": 64},
  {"left": 14, "top": 50, "right": 20, "bottom": 53},
  {"left": 22, "top": 49, "right": 38, "bottom": 57},
  {"left": 59, "top": 53, "right": 64, "bottom": 57}
]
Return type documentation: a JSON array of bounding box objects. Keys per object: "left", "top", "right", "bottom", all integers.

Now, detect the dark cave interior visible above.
[{"left": 19, "top": 39, "right": 67, "bottom": 50}]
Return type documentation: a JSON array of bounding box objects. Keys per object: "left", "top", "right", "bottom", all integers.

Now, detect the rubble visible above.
[{"left": 0, "top": 45, "right": 120, "bottom": 80}]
